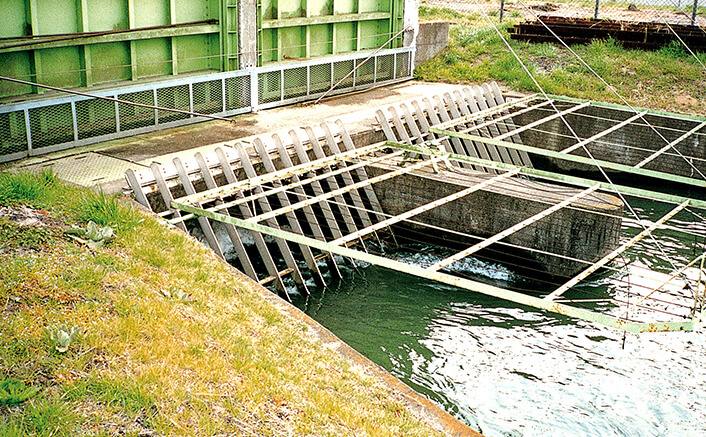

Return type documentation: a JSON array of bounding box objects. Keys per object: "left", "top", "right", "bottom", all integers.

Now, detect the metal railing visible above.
[{"left": 0, "top": 47, "right": 413, "bottom": 163}]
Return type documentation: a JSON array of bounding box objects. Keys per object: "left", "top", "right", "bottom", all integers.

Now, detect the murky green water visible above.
[{"left": 291, "top": 199, "right": 706, "bottom": 436}]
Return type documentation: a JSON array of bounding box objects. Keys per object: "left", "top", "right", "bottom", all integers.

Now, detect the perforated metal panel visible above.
[
  {"left": 192, "top": 80, "right": 223, "bottom": 115},
  {"left": 258, "top": 71, "right": 282, "bottom": 104},
  {"left": 0, "top": 110, "right": 27, "bottom": 157},
  {"left": 0, "top": 47, "right": 413, "bottom": 163},
  {"left": 376, "top": 54, "right": 395, "bottom": 82},
  {"left": 225, "top": 75, "right": 251, "bottom": 110},
  {"left": 76, "top": 99, "right": 117, "bottom": 140},
  {"left": 118, "top": 90, "right": 156, "bottom": 131},
  {"left": 157, "top": 85, "right": 191, "bottom": 124},
  {"left": 333, "top": 60, "right": 355, "bottom": 89},
  {"left": 28, "top": 103, "right": 74, "bottom": 149},
  {"left": 283, "top": 66, "right": 308, "bottom": 100}
]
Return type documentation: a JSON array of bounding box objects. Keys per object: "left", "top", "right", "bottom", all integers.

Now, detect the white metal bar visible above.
[
  {"left": 429, "top": 184, "right": 601, "bottom": 272},
  {"left": 246, "top": 155, "right": 445, "bottom": 224},
  {"left": 493, "top": 102, "right": 590, "bottom": 141},
  {"left": 636, "top": 120, "right": 706, "bottom": 168},
  {"left": 560, "top": 111, "right": 647, "bottom": 154},
  {"left": 331, "top": 169, "right": 521, "bottom": 247},
  {"left": 544, "top": 200, "right": 690, "bottom": 301}
]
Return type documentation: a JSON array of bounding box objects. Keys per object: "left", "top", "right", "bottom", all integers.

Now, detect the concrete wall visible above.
[
  {"left": 369, "top": 164, "right": 623, "bottom": 277},
  {"left": 515, "top": 104, "right": 706, "bottom": 179},
  {"left": 414, "top": 21, "right": 449, "bottom": 67}
]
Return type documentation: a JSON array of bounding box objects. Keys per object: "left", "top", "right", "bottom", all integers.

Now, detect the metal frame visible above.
[
  {"left": 429, "top": 95, "right": 706, "bottom": 190},
  {"left": 0, "top": 47, "right": 413, "bottom": 163},
  {"left": 165, "top": 131, "right": 705, "bottom": 332}
]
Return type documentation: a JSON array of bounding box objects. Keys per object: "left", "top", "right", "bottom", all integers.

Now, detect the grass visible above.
[
  {"left": 0, "top": 171, "right": 443, "bottom": 436},
  {"left": 415, "top": 9, "right": 706, "bottom": 115}
]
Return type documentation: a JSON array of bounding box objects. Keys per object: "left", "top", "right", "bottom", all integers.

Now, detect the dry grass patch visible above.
[{"left": 0, "top": 172, "right": 444, "bottom": 436}]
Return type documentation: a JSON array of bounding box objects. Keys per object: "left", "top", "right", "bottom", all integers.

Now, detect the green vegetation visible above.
[
  {"left": 416, "top": 8, "right": 705, "bottom": 115},
  {"left": 0, "top": 171, "right": 441, "bottom": 436}
]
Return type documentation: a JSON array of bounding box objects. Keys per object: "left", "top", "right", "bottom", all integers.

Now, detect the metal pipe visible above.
[
  {"left": 0, "top": 76, "right": 234, "bottom": 123},
  {"left": 0, "top": 20, "right": 218, "bottom": 50}
]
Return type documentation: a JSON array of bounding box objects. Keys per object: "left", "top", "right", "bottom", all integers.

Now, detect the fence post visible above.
[
  {"left": 594, "top": 0, "right": 600, "bottom": 19},
  {"left": 692, "top": 0, "right": 699, "bottom": 25},
  {"left": 500, "top": 0, "right": 505, "bottom": 23}
]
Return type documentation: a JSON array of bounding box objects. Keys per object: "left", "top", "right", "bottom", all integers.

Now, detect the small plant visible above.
[
  {"left": 46, "top": 325, "right": 79, "bottom": 353},
  {"left": 0, "top": 378, "right": 40, "bottom": 407},
  {"left": 0, "top": 219, "right": 56, "bottom": 250},
  {"left": 76, "top": 189, "right": 141, "bottom": 234},
  {"left": 0, "top": 169, "right": 55, "bottom": 207},
  {"left": 159, "top": 287, "right": 193, "bottom": 302},
  {"left": 65, "top": 221, "right": 115, "bottom": 248}
]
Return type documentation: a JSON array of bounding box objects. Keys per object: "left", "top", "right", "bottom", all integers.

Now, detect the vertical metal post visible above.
[
  {"left": 692, "top": 0, "right": 699, "bottom": 25},
  {"left": 250, "top": 69, "right": 259, "bottom": 111},
  {"left": 188, "top": 82, "right": 194, "bottom": 117},
  {"left": 153, "top": 89, "right": 159, "bottom": 125},
  {"left": 306, "top": 65, "right": 311, "bottom": 96},
  {"left": 114, "top": 98, "right": 121, "bottom": 133},
  {"left": 373, "top": 55, "right": 378, "bottom": 83},
  {"left": 594, "top": 0, "right": 600, "bottom": 20},
  {"left": 24, "top": 109, "right": 32, "bottom": 155},
  {"left": 222, "top": 78, "right": 227, "bottom": 112},
  {"left": 70, "top": 101, "right": 79, "bottom": 142},
  {"left": 500, "top": 0, "right": 505, "bottom": 23}
]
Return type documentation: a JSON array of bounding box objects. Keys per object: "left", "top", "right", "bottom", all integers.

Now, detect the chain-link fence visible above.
[{"left": 423, "top": 0, "right": 704, "bottom": 25}]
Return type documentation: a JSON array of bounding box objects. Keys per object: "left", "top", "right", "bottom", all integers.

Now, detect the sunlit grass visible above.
[
  {"left": 416, "top": 8, "right": 706, "bottom": 115},
  {"left": 0, "top": 172, "right": 442, "bottom": 435}
]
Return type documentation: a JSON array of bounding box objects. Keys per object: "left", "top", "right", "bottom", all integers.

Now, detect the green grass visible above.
[
  {"left": 0, "top": 171, "right": 443, "bottom": 436},
  {"left": 415, "top": 9, "right": 706, "bottom": 115}
]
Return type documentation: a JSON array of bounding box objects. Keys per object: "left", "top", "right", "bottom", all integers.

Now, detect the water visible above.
[{"left": 291, "top": 199, "right": 706, "bottom": 436}]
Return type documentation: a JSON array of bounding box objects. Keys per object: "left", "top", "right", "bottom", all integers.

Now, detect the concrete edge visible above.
[{"left": 126, "top": 197, "right": 482, "bottom": 436}]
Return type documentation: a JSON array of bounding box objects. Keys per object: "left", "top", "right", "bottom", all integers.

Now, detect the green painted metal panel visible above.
[
  {"left": 134, "top": 39, "right": 172, "bottom": 78},
  {"left": 86, "top": 0, "right": 128, "bottom": 31},
  {"left": 0, "top": 52, "right": 34, "bottom": 97},
  {"left": 258, "top": 0, "right": 402, "bottom": 64},
  {"left": 280, "top": 27, "right": 306, "bottom": 59},
  {"left": 134, "top": 0, "right": 170, "bottom": 28},
  {"left": 175, "top": 0, "right": 217, "bottom": 22},
  {"left": 309, "top": 0, "right": 333, "bottom": 16},
  {"left": 359, "top": 20, "right": 386, "bottom": 49},
  {"left": 309, "top": 24, "right": 333, "bottom": 56},
  {"left": 334, "top": 22, "right": 356, "bottom": 53},
  {"left": 0, "top": 0, "right": 29, "bottom": 38},
  {"left": 279, "top": 0, "right": 305, "bottom": 18},
  {"left": 175, "top": 35, "right": 215, "bottom": 73},
  {"left": 260, "top": 29, "right": 279, "bottom": 63},
  {"left": 38, "top": 47, "right": 82, "bottom": 89},
  {"left": 36, "top": 0, "right": 78, "bottom": 34},
  {"left": 90, "top": 42, "right": 131, "bottom": 84}
]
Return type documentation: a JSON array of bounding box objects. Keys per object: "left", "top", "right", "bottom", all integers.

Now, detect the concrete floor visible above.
[{"left": 8, "top": 81, "right": 468, "bottom": 194}]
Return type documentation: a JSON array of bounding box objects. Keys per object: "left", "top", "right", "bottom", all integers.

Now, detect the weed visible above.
[
  {"left": 46, "top": 325, "right": 80, "bottom": 353},
  {"left": 0, "top": 170, "right": 55, "bottom": 207},
  {"left": 76, "top": 189, "right": 141, "bottom": 235},
  {"left": 0, "top": 378, "right": 40, "bottom": 406},
  {"left": 0, "top": 219, "right": 56, "bottom": 250},
  {"left": 658, "top": 40, "right": 688, "bottom": 59}
]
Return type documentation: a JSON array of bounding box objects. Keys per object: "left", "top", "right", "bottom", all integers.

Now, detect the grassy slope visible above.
[
  {"left": 415, "top": 6, "right": 706, "bottom": 115},
  {"left": 0, "top": 172, "right": 442, "bottom": 436}
]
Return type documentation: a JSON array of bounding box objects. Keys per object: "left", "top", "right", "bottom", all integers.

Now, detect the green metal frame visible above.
[
  {"left": 172, "top": 199, "right": 702, "bottom": 333},
  {"left": 170, "top": 141, "right": 706, "bottom": 332}
]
